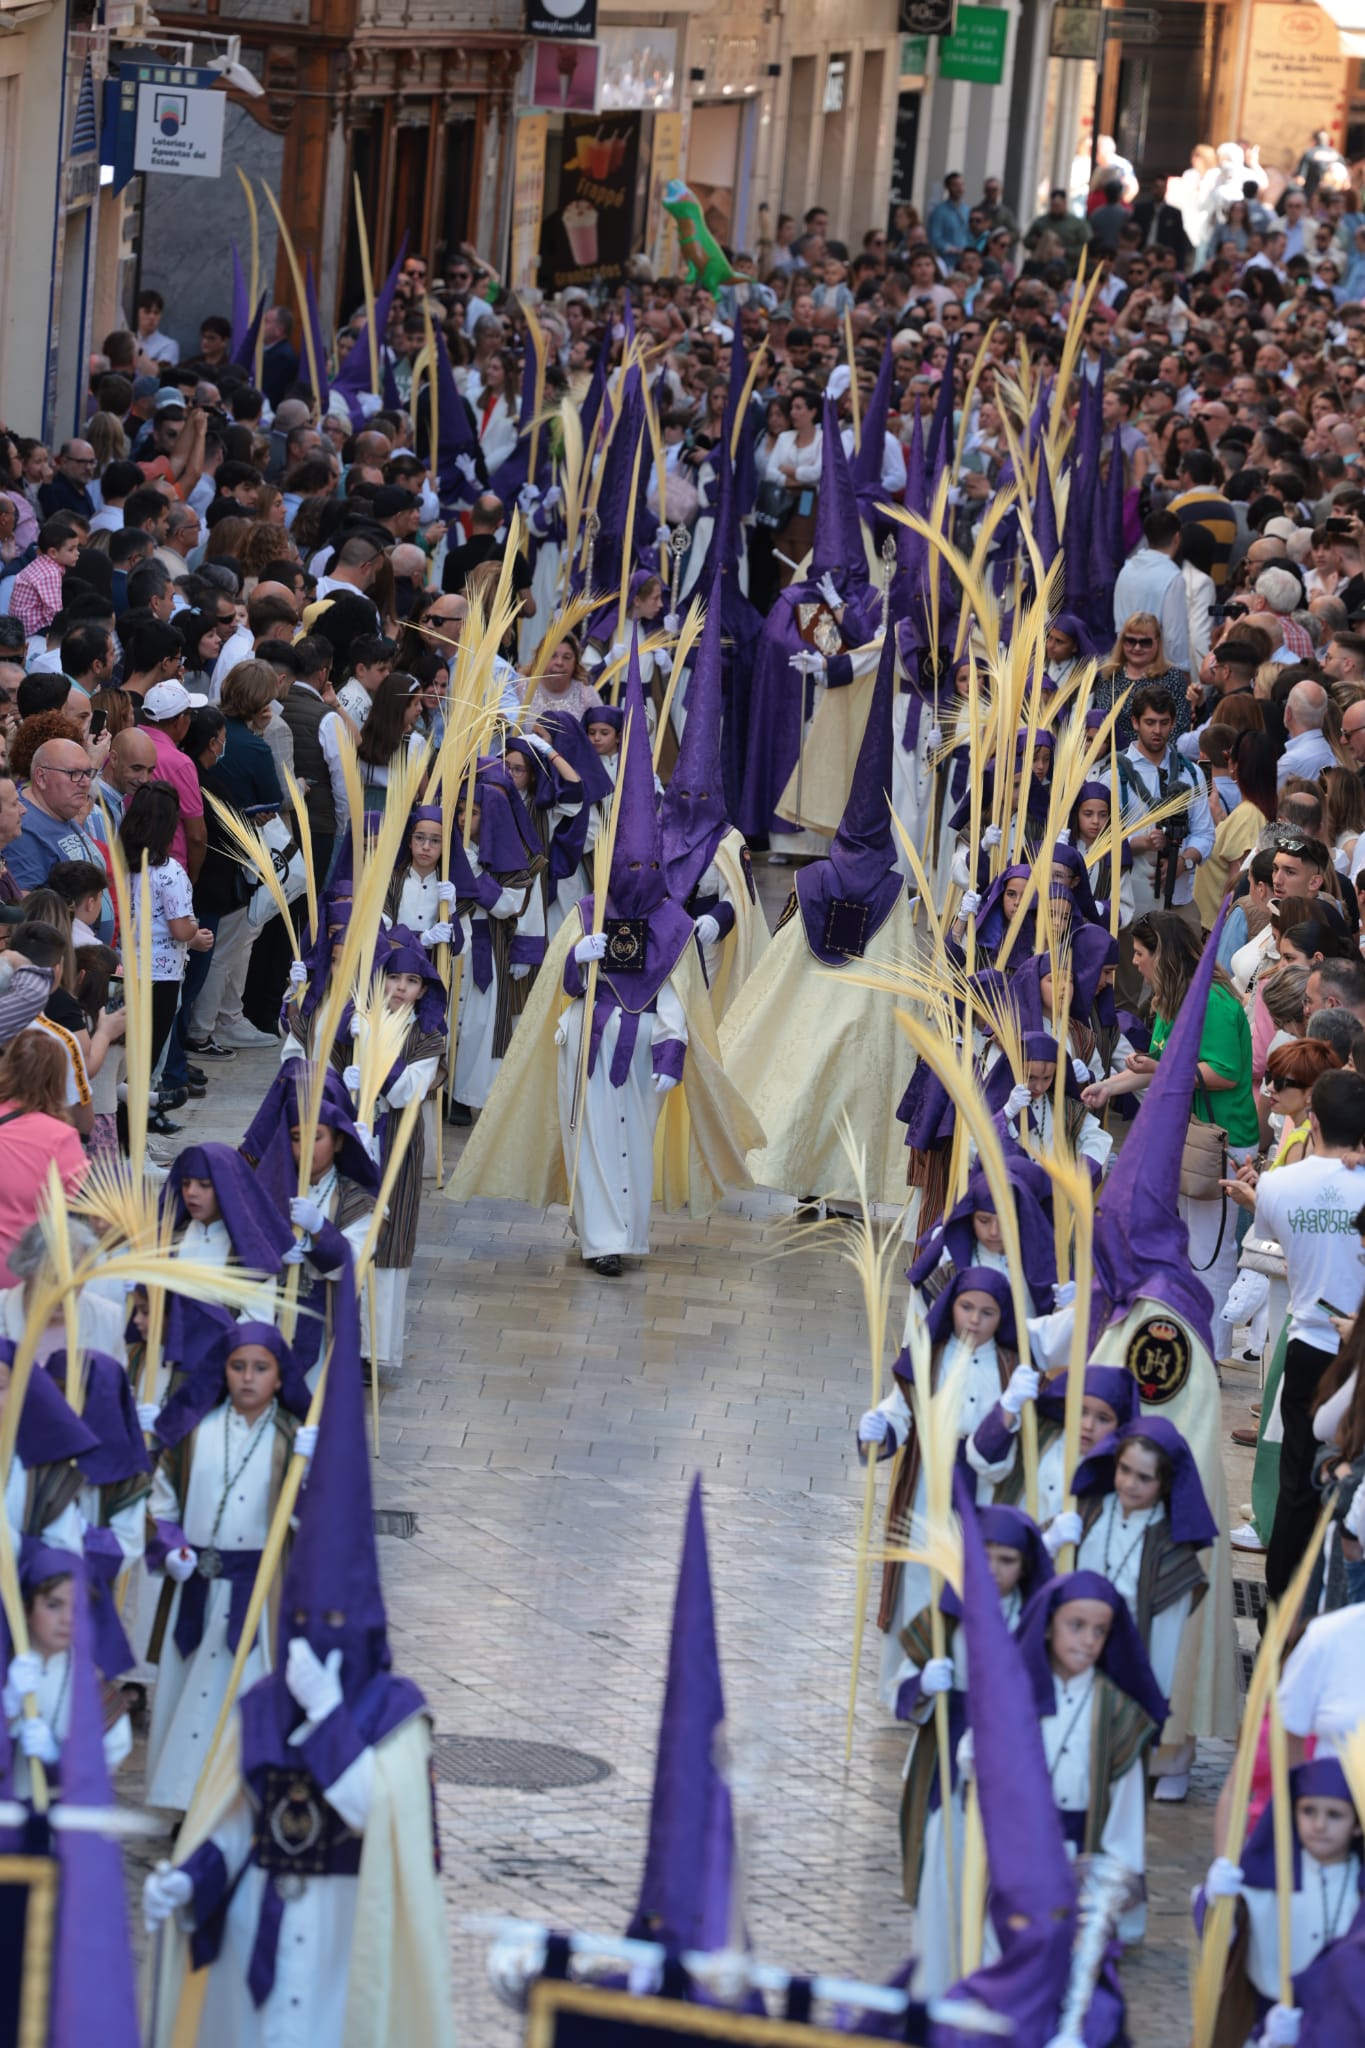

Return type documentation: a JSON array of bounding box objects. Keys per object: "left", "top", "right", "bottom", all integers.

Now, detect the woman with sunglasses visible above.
[{"left": 1095, "top": 612, "right": 1190, "bottom": 745}]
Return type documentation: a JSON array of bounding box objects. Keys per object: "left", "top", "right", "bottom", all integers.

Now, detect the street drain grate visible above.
[
  {"left": 373, "top": 1510, "right": 417, "bottom": 1538},
  {"left": 430, "top": 1737, "right": 612, "bottom": 1792},
  {"left": 1232, "top": 1578, "right": 1266, "bottom": 1622}
]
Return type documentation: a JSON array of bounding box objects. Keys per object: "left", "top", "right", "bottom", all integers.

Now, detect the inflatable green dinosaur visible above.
[{"left": 662, "top": 179, "right": 741, "bottom": 290}]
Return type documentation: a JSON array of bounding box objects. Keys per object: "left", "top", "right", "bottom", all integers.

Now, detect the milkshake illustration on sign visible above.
[
  {"left": 557, "top": 47, "right": 578, "bottom": 102},
  {"left": 563, "top": 199, "right": 599, "bottom": 266}
]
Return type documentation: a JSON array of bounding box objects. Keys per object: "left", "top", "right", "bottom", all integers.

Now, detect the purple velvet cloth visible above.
[
  {"left": 795, "top": 626, "right": 906, "bottom": 965},
  {"left": 1071, "top": 1415, "right": 1217, "bottom": 1548},
  {"left": 43, "top": 1351, "right": 149, "bottom": 1485},
  {"left": 923, "top": 1264, "right": 1018, "bottom": 1352},
  {"left": 660, "top": 567, "right": 732, "bottom": 906},
  {"left": 163, "top": 1141, "right": 295, "bottom": 1273},
  {"left": 1015, "top": 1569, "right": 1169, "bottom": 1727}
]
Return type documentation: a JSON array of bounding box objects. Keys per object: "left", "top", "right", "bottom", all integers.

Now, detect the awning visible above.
[{"left": 1309, "top": 0, "right": 1365, "bottom": 60}]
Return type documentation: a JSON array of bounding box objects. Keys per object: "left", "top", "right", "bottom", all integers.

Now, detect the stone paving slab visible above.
[{"left": 113, "top": 1000, "right": 1266, "bottom": 2046}]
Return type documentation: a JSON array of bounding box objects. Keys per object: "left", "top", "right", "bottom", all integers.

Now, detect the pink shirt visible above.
[
  {"left": 145, "top": 725, "right": 204, "bottom": 869},
  {"left": 0, "top": 1105, "right": 87, "bottom": 1286}
]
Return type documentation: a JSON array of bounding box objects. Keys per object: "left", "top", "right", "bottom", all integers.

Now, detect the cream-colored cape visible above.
[
  {"left": 774, "top": 641, "right": 883, "bottom": 835},
  {"left": 1090, "top": 1298, "right": 1241, "bottom": 1744},
  {"left": 446, "top": 912, "right": 764, "bottom": 1218},
  {"left": 704, "top": 825, "right": 771, "bottom": 1023},
  {"left": 718, "top": 886, "right": 916, "bottom": 1207},
  {"left": 146, "top": 1710, "right": 454, "bottom": 2048}
]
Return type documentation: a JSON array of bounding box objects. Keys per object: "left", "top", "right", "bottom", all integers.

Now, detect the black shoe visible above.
[
  {"left": 186, "top": 1036, "right": 236, "bottom": 1060},
  {"left": 148, "top": 1111, "right": 183, "bottom": 1135},
  {"left": 445, "top": 1099, "right": 473, "bottom": 1126},
  {"left": 591, "top": 1253, "right": 623, "bottom": 1276},
  {"left": 155, "top": 1086, "right": 189, "bottom": 1111},
  {"left": 186, "top": 1079, "right": 207, "bottom": 1099},
  {"left": 185, "top": 1064, "right": 207, "bottom": 1086}
]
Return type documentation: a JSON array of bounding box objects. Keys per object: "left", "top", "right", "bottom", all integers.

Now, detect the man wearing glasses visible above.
[
  {"left": 37, "top": 440, "right": 97, "bottom": 522},
  {"left": 6, "top": 739, "right": 113, "bottom": 938}
]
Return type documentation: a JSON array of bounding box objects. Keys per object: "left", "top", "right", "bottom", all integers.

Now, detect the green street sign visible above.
[
  {"left": 938, "top": 4, "right": 1009, "bottom": 83},
  {"left": 901, "top": 34, "right": 930, "bottom": 74}
]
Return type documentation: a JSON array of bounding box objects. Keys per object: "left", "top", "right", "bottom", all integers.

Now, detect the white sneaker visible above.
[
  {"left": 1229, "top": 1522, "right": 1266, "bottom": 1553},
  {"left": 1152, "top": 1771, "right": 1190, "bottom": 1802},
  {"left": 216, "top": 1022, "right": 278, "bottom": 1049}
]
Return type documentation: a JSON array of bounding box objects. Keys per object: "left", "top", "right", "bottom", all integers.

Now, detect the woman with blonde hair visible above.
[
  {"left": 524, "top": 634, "right": 603, "bottom": 724},
  {"left": 237, "top": 520, "right": 299, "bottom": 586},
  {"left": 87, "top": 411, "right": 128, "bottom": 470},
  {"left": 1094, "top": 612, "right": 1190, "bottom": 741}
]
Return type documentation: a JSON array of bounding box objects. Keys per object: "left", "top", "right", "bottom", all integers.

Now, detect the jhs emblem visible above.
[{"left": 1126, "top": 1316, "right": 1191, "bottom": 1405}]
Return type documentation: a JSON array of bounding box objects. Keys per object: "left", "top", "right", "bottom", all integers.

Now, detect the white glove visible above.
[
  {"left": 143, "top": 1866, "right": 193, "bottom": 1935},
  {"left": 342, "top": 1064, "right": 361, "bottom": 1095},
  {"left": 959, "top": 889, "right": 982, "bottom": 918},
  {"left": 1054, "top": 1279, "right": 1076, "bottom": 1308},
  {"left": 455, "top": 452, "right": 478, "bottom": 483},
  {"left": 3, "top": 1652, "right": 42, "bottom": 1715},
  {"left": 1043, "top": 2037, "right": 1085, "bottom": 2048},
  {"left": 293, "top": 1424, "right": 319, "bottom": 1463},
  {"left": 1056, "top": 828, "right": 1072, "bottom": 847},
  {"left": 1204, "top": 1856, "right": 1245, "bottom": 1901},
  {"left": 663, "top": 611, "right": 681, "bottom": 634},
  {"left": 510, "top": 963, "right": 530, "bottom": 981},
  {"left": 925, "top": 723, "right": 944, "bottom": 750},
  {"left": 788, "top": 650, "right": 827, "bottom": 678},
  {"left": 165, "top": 1546, "right": 198, "bottom": 1582},
  {"left": 1001, "top": 1364, "right": 1041, "bottom": 1417},
  {"left": 817, "top": 571, "right": 842, "bottom": 609},
  {"left": 956, "top": 1728, "right": 975, "bottom": 1781},
  {"left": 349, "top": 1013, "right": 363, "bottom": 1037},
  {"left": 421, "top": 923, "right": 454, "bottom": 948},
  {"left": 553, "top": 1016, "right": 570, "bottom": 1047},
  {"left": 1263, "top": 2007, "right": 1302, "bottom": 2048},
  {"left": 137, "top": 1402, "right": 162, "bottom": 1432},
  {"left": 574, "top": 932, "right": 608, "bottom": 964},
  {"left": 436, "top": 880, "right": 457, "bottom": 909},
  {"left": 517, "top": 483, "right": 541, "bottom": 515},
  {"left": 1005, "top": 1081, "right": 1032, "bottom": 1118},
  {"left": 1072, "top": 1057, "right": 1091, "bottom": 1086},
  {"left": 653, "top": 1072, "right": 678, "bottom": 1095},
  {"left": 19, "top": 1717, "right": 59, "bottom": 1763},
  {"left": 526, "top": 731, "right": 554, "bottom": 755},
  {"left": 982, "top": 823, "right": 1003, "bottom": 849},
  {"left": 285, "top": 1638, "right": 344, "bottom": 1723},
  {"left": 288, "top": 961, "right": 308, "bottom": 989},
  {"left": 607, "top": 640, "right": 630, "bottom": 669},
  {"left": 355, "top": 1120, "right": 380, "bottom": 1164},
  {"left": 920, "top": 1657, "right": 954, "bottom": 1696},
  {"left": 1044, "top": 1511, "right": 1084, "bottom": 1557},
  {"left": 542, "top": 485, "right": 563, "bottom": 512},
  {"left": 281, "top": 1244, "right": 307, "bottom": 1266},
  {"left": 694, "top": 914, "right": 721, "bottom": 947},
  {"left": 290, "top": 1195, "right": 327, "bottom": 1236},
  {"left": 858, "top": 1409, "right": 889, "bottom": 1445}
]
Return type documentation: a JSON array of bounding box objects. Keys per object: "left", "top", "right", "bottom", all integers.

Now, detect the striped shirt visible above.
[{"left": 1167, "top": 488, "right": 1237, "bottom": 589}]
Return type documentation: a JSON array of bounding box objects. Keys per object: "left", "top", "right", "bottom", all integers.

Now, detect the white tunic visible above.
[
  {"left": 876, "top": 1339, "right": 1014, "bottom": 1707},
  {"left": 145, "top": 1400, "right": 281, "bottom": 1813},
  {"left": 6, "top": 1646, "right": 132, "bottom": 1799},
  {"left": 556, "top": 982, "right": 687, "bottom": 1261},
  {"left": 1240, "top": 1851, "right": 1362, "bottom": 2000},
  {"left": 184, "top": 1723, "right": 390, "bottom": 2048},
  {"left": 1077, "top": 1496, "right": 1193, "bottom": 1705},
  {"left": 396, "top": 869, "right": 444, "bottom": 937},
  {"left": 453, "top": 853, "right": 524, "bottom": 1109},
  {"left": 1042, "top": 1665, "right": 1148, "bottom": 1941}
]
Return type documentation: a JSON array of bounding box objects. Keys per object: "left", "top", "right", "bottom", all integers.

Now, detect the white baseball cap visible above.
[{"left": 142, "top": 679, "right": 207, "bottom": 720}]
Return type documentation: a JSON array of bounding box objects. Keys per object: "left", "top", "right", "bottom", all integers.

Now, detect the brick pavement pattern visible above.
[{"left": 121, "top": 917, "right": 1264, "bottom": 2043}]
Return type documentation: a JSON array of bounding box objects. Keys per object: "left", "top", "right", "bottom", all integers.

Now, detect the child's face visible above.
[
  {"left": 952, "top": 1288, "right": 1002, "bottom": 1347},
  {"left": 1001, "top": 877, "right": 1027, "bottom": 919},
  {"left": 356, "top": 659, "right": 393, "bottom": 692},
  {"left": 1076, "top": 799, "right": 1109, "bottom": 843},
  {"left": 986, "top": 1542, "right": 1025, "bottom": 1596},
  {"left": 130, "top": 1289, "right": 149, "bottom": 1342},
  {"left": 1114, "top": 1439, "right": 1165, "bottom": 1516},
  {"left": 1025, "top": 1059, "right": 1057, "bottom": 1099},
  {"left": 386, "top": 970, "right": 425, "bottom": 1012},
  {"left": 292, "top": 1123, "right": 338, "bottom": 1179},
  {"left": 586, "top": 721, "right": 619, "bottom": 758},
  {"left": 409, "top": 823, "right": 442, "bottom": 872},
  {"left": 506, "top": 754, "right": 533, "bottom": 792},
  {"left": 1079, "top": 1395, "right": 1119, "bottom": 1455},
  {"left": 1297, "top": 1794, "right": 1357, "bottom": 1865},
  {"left": 1048, "top": 1597, "right": 1112, "bottom": 1679},
  {"left": 28, "top": 1578, "right": 74, "bottom": 1656},
  {"left": 972, "top": 1208, "right": 1004, "bottom": 1254},
  {"left": 456, "top": 800, "right": 482, "bottom": 840},
  {"left": 225, "top": 1343, "right": 282, "bottom": 1421},
  {"left": 180, "top": 1175, "right": 220, "bottom": 1224}
]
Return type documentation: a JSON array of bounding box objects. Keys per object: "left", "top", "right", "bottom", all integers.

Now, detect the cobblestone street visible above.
[{"left": 126, "top": 992, "right": 1264, "bottom": 2045}]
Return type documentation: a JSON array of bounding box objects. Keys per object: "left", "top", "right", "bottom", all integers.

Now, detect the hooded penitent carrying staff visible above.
[
  {"left": 446, "top": 638, "right": 761, "bottom": 1266},
  {"left": 659, "top": 565, "right": 770, "bottom": 1022}
]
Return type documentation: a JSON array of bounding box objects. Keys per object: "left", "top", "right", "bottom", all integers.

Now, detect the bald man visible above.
[
  {"left": 92, "top": 726, "right": 158, "bottom": 835},
  {"left": 1279, "top": 679, "right": 1335, "bottom": 785}
]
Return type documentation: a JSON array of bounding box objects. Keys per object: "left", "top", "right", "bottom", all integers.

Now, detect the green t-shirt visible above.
[{"left": 1150, "top": 981, "right": 1260, "bottom": 1149}]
